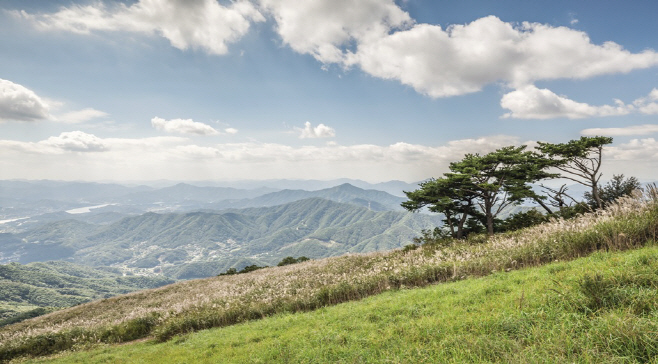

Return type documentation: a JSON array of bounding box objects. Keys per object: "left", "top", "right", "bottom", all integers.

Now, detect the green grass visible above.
[{"left": 20, "top": 245, "right": 658, "bottom": 363}]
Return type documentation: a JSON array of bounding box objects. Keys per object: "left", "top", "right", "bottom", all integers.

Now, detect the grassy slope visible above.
[
  {"left": 3, "top": 190, "right": 658, "bottom": 362},
  {"left": 24, "top": 245, "right": 658, "bottom": 363}
]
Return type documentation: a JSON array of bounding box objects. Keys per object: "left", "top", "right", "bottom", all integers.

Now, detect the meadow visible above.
[
  {"left": 21, "top": 245, "right": 658, "bottom": 363},
  {"left": 2, "top": 187, "right": 658, "bottom": 362}
]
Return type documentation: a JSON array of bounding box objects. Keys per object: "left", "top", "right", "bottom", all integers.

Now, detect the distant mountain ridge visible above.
[
  {"left": 206, "top": 183, "right": 406, "bottom": 211},
  {"left": 0, "top": 198, "right": 441, "bottom": 279},
  {"left": 122, "top": 183, "right": 278, "bottom": 204},
  {"left": 0, "top": 182, "right": 410, "bottom": 234}
]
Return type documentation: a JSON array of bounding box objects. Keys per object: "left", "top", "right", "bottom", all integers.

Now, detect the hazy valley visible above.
[{"left": 0, "top": 180, "right": 435, "bottom": 280}]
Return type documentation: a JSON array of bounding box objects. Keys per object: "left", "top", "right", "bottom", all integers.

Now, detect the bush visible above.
[
  {"left": 277, "top": 256, "right": 310, "bottom": 266},
  {"left": 496, "top": 210, "right": 549, "bottom": 232}
]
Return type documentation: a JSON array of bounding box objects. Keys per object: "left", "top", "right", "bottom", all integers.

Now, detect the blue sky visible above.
[{"left": 1, "top": 0, "right": 657, "bottom": 182}]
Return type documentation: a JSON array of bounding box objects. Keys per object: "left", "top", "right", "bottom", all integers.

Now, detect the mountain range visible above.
[
  {"left": 0, "top": 180, "right": 417, "bottom": 233},
  {"left": 1, "top": 196, "right": 441, "bottom": 279}
]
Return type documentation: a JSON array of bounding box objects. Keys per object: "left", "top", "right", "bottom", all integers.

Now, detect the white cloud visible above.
[
  {"left": 501, "top": 85, "right": 631, "bottom": 119},
  {"left": 224, "top": 127, "right": 239, "bottom": 135},
  {"left": 0, "top": 133, "right": 519, "bottom": 181},
  {"left": 17, "top": 3, "right": 658, "bottom": 101},
  {"left": 581, "top": 124, "right": 658, "bottom": 136},
  {"left": 42, "top": 131, "right": 108, "bottom": 152},
  {"left": 349, "top": 16, "right": 658, "bottom": 97},
  {"left": 259, "top": 0, "right": 411, "bottom": 64},
  {"left": 296, "top": 121, "right": 336, "bottom": 139},
  {"left": 16, "top": 0, "right": 265, "bottom": 55},
  {"left": 607, "top": 138, "right": 658, "bottom": 161},
  {"left": 1, "top": 131, "right": 109, "bottom": 153},
  {"left": 151, "top": 117, "right": 219, "bottom": 135},
  {"left": 0, "top": 78, "right": 51, "bottom": 122},
  {"left": 57, "top": 108, "right": 109, "bottom": 124},
  {"left": 632, "top": 88, "right": 658, "bottom": 115}
]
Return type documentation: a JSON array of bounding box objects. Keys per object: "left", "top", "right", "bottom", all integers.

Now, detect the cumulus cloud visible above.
[
  {"left": 606, "top": 138, "right": 658, "bottom": 161},
  {"left": 224, "top": 127, "right": 238, "bottom": 135},
  {"left": 57, "top": 108, "right": 109, "bottom": 124},
  {"left": 16, "top": 0, "right": 265, "bottom": 55},
  {"left": 42, "top": 131, "right": 108, "bottom": 152},
  {"left": 0, "top": 78, "right": 51, "bottom": 122},
  {"left": 581, "top": 124, "right": 658, "bottom": 136},
  {"left": 17, "top": 2, "right": 658, "bottom": 102},
  {"left": 250, "top": 5, "right": 658, "bottom": 98},
  {"left": 349, "top": 16, "right": 658, "bottom": 97},
  {"left": 151, "top": 117, "right": 219, "bottom": 135},
  {"left": 259, "top": 0, "right": 411, "bottom": 64},
  {"left": 1, "top": 131, "right": 110, "bottom": 153},
  {"left": 296, "top": 121, "right": 336, "bottom": 139},
  {"left": 632, "top": 88, "right": 658, "bottom": 115},
  {"left": 500, "top": 85, "right": 631, "bottom": 119}
]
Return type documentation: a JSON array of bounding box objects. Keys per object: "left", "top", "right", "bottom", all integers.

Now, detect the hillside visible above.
[
  {"left": 0, "top": 261, "right": 173, "bottom": 325},
  {"left": 1, "top": 189, "right": 657, "bottom": 362},
  {"left": 22, "top": 246, "right": 658, "bottom": 363},
  {"left": 1, "top": 198, "right": 442, "bottom": 278}
]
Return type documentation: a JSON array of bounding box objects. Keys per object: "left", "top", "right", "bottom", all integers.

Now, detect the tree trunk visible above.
[
  {"left": 591, "top": 179, "right": 603, "bottom": 209},
  {"left": 532, "top": 196, "right": 554, "bottom": 215},
  {"left": 484, "top": 199, "right": 494, "bottom": 236},
  {"left": 456, "top": 212, "right": 469, "bottom": 239},
  {"left": 445, "top": 211, "right": 456, "bottom": 238}
]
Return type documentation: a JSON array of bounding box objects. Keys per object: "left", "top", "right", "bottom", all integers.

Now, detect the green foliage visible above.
[
  {"left": 404, "top": 145, "right": 557, "bottom": 237},
  {"left": 217, "top": 264, "right": 267, "bottom": 276},
  {"left": 217, "top": 268, "right": 238, "bottom": 276},
  {"left": 537, "top": 136, "right": 614, "bottom": 209},
  {"left": 495, "top": 210, "right": 549, "bottom": 233},
  {"left": 585, "top": 174, "right": 642, "bottom": 209},
  {"left": 447, "top": 145, "right": 556, "bottom": 235},
  {"left": 402, "top": 177, "right": 483, "bottom": 239},
  {"left": 411, "top": 227, "right": 453, "bottom": 246},
  {"left": 0, "top": 307, "right": 56, "bottom": 328},
  {"left": 277, "top": 256, "right": 310, "bottom": 266},
  {"left": 0, "top": 261, "right": 173, "bottom": 324},
  {"left": 553, "top": 201, "right": 591, "bottom": 219},
  {"left": 239, "top": 265, "right": 265, "bottom": 274}
]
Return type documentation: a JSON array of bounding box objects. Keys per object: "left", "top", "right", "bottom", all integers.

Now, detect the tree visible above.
[
  {"left": 584, "top": 174, "right": 641, "bottom": 208},
  {"left": 404, "top": 145, "right": 556, "bottom": 237},
  {"left": 537, "top": 136, "right": 613, "bottom": 209},
  {"left": 446, "top": 146, "right": 555, "bottom": 236},
  {"left": 402, "top": 176, "right": 481, "bottom": 239}
]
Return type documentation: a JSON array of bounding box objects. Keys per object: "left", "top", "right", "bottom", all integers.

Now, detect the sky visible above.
[{"left": 1, "top": 0, "right": 658, "bottom": 183}]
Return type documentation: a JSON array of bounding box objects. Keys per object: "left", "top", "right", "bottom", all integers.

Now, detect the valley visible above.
[{"left": 0, "top": 180, "right": 433, "bottom": 281}]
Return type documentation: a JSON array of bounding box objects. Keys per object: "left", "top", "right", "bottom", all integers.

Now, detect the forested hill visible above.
[
  {"left": 0, "top": 261, "right": 173, "bottom": 325},
  {"left": 0, "top": 198, "right": 441, "bottom": 279}
]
